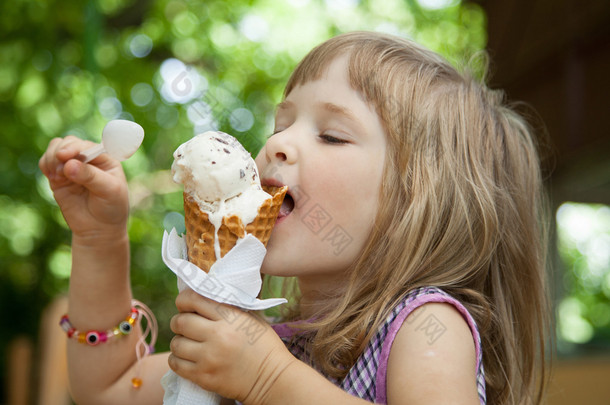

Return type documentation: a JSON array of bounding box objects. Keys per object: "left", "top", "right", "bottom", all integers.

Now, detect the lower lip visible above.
[
  {"left": 275, "top": 210, "right": 292, "bottom": 225},
  {"left": 275, "top": 214, "right": 287, "bottom": 225}
]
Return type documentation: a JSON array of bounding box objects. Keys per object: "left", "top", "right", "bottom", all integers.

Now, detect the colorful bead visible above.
[
  {"left": 86, "top": 331, "right": 100, "bottom": 346},
  {"left": 131, "top": 377, "right": 142, "bottom": 389},
  {"left": 77, "top": 333, "right": 86, "bottom": 344},
  {"left": 119, "top": 321, "right": 132, "bottom": 334},
  {"left": 60, "top": 316, "right": 70, "bottom": 330}
]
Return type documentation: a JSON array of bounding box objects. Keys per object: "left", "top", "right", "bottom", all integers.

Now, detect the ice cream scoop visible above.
[
  {"left": 171, "top": 131, "right": 266, "bottom": 206},
  {"left": 171, "top": 131, "right": 286, "bottom": 268},
  {"left": 79, "top": 120, "right": 145, "bottom": 163}
]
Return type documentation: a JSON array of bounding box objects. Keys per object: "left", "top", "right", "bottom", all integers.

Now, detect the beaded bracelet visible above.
[
  {"left": 60, "top": 307, "right": 139, "bottom": 346},
  {"left": 59, "top": 299, "right": 158, "bottom": 389}
]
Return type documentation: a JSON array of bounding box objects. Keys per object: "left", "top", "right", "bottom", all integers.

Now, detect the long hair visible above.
[{"left": 278, "top": 31, "right": 550, "bottom": 405}]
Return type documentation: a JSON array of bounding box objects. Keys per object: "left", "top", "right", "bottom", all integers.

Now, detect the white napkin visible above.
[
  {"left": 161, "top": 228, "right": 286, "bottom": 404},
  {"left": 161, "top": 371, "right": 221, "bottom": 405}
]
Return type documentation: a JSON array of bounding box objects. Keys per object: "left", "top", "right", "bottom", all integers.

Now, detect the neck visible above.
[{"left": 297, "top": 273, "right": 346, "bottom": 320}]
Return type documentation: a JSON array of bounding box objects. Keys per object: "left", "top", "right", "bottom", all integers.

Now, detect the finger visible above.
[
  {"left": 175, "top": 289, "right": 236, "bottom": 321},
  {"left": 40, "top": 136, "right": 97, "bottom": 181},
  {"left": 39, "top": 137, "right": 67, "bottom": 180},
  {"left": 61, "top": 158, "right": 124, "bottom": 198},
  {"left": 168, "top": 352, "right": 198, "bottom": 377},
  {"left": 55, "top": 135, "right": 118, "bottom": 172},
  {"left": 169, "top": 334, "right": 204, "bottom": 363},
  {"left": 55, "top": 135, "right": 97, "bottom": 164},
  {"left": 170, "top": 312, "right": 214, "bottom": 341}
]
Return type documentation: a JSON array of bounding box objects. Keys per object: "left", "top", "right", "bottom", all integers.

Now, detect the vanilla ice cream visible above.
[{"left": 171, "top": 131, "right": 272, "bottom": 261}]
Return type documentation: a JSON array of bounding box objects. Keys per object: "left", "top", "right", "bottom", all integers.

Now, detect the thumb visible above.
[{"left": 63, "top": 159, "right": 122, "bottom": 197}]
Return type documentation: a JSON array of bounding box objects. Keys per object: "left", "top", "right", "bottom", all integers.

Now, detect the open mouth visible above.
[
  {"left": 261, "top": 179, "right": 295, "bottom": 221},
  {"left": 278, "top": 192, "right": 295, "bottom": 219}
]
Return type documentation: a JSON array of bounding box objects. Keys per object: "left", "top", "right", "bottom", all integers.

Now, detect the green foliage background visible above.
[
  {"left": 0, "top": 0, "right": 486, "bottom": 399},
  {"left": 556, "top": 203, "right": 610, "bottom": 352}
]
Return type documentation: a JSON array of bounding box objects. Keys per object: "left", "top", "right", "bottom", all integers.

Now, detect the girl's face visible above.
[{"left": 255, "top": 56, "right": 387, "bottom": 294}]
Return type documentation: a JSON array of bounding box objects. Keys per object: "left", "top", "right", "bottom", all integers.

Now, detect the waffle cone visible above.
[{"left": 183, "top": 185, "right": 287, "bottom": 272}]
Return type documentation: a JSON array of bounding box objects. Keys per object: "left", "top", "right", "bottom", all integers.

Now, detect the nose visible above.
[{"left": 264, "top": 130, "right": 297, "bottom": 165}]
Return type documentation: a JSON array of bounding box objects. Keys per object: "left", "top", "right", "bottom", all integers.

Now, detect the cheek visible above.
[
  {"left": 261, "top": 147, "right": 385, "bottom": 276},
  {"left": 302, "top": 156, "right": 382, "bottom": 252},
  {"left": 312, "top": 153, "right": 383, "bottom": 219}
]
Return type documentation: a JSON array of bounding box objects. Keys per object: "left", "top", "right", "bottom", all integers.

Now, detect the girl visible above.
[{"left": 39, "top": 31, "right": 550, "bottom": 405}]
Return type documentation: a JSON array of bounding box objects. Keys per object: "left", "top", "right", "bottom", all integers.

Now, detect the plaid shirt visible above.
[{"left": 272, "top": 287, "right": 486, "bottom": 404}]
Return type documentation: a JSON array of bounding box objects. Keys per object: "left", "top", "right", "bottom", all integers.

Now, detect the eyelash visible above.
[
  {"left": 318, "top": 134, "right": 349, "bottom": 144},
  {"left": 268, "top": 130, "right": 349, "bottom": 145}
]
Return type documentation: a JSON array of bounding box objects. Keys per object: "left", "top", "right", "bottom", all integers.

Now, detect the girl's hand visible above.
[
  {"left": 169, "top": 288, "right": 295, "bottom": 404},
  {"left": 38, "top": 135, "right": 129, "bottom": 241}
]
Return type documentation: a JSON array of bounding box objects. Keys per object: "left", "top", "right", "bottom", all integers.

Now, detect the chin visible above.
[{"left": 260, "top": 247, "right": 298, "bottom": 277}]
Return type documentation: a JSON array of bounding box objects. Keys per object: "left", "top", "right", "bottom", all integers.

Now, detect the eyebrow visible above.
[
  {"left": 276, "top": 100, "right": 360, "bottom": 122},
  {"left": 319, "top": 102, "right": 360, "bottom": 124}
]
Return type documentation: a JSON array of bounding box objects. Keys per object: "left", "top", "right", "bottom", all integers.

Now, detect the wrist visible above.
[
  {"left": 245, "top": 350, "right": 297, "bottom": 405},
  {"left": 72, "top": 226, "right": 129, "bottom": 249},
  {"left": 70, "top": 227, "right": 130, "bottom": 279},
  {"left": 251, "top": 356, "right": 363, "bottom": 405}
]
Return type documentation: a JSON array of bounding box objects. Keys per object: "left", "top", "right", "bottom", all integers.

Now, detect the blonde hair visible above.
[{"left": 278, "top": 31, "right": 550, "bottom": 405}]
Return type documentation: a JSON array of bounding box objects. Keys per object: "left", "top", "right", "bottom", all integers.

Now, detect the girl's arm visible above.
[
  {"left": 385, "top": 303, "right": 480, "bottom": 404},
  {"left": 170, "top": 290, "right": 480, "bottom": 405},
  {"left": 40, "top": 137, "right": 168, "bottom": 404}
]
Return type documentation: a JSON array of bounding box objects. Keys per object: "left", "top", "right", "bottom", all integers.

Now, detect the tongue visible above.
[{"left": 279, "top": 195, "right": 294, "bottom": 217}]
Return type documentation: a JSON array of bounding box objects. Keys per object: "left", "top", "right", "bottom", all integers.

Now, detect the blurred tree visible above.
[
  {"left": 0, "top": 0, "right": 486, "bottom": 400},
  {"left": 556, "top": 203, "right": 610, "bottom": 353}
]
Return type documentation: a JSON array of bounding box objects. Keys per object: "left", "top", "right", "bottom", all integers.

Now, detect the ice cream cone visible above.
[{"left": 183, "top": 185, "right": 288, "bottom": 272}]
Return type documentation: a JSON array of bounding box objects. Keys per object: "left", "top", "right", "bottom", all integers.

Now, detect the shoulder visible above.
[{"left": 386, "top": 302, "right": 480, "bottom": 405}]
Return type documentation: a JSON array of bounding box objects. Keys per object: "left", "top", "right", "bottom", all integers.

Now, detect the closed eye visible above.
[{"left": 319, "top": 134, "right": 349, "bottom": 144}]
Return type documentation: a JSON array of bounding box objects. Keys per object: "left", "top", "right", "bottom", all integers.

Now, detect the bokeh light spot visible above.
[
  {"left": 129, "top": 34, "right": 153, "bottom": 58},
  {"left": 416, "top": 0, "right": 460, "bottom": 10},
  {"left": 48, "top": 245, "right": 72, "bottom": 279},
  {"left": 131, "top": 82, "right": 154, "bottom": 107},
  {"left": 239, "top": 15, "right": 269, "bottom": 42},
  {"left": 163, "top": 212, "right": 185, "bottom": 234},
  {"left": 230, "top": 108, "right": 255, "bottom": 132}
]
